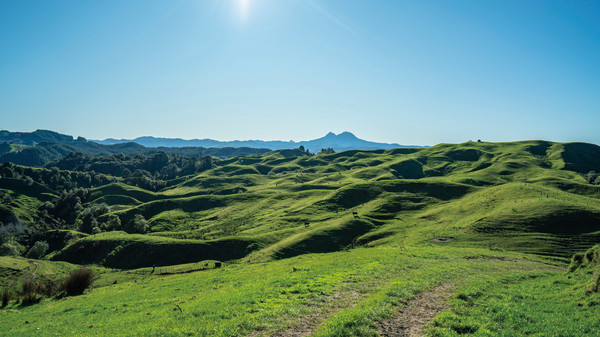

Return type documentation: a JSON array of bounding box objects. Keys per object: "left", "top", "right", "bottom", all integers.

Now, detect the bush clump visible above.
[
  {"left": 25, "top": 241, "right": 49, "bottom": 259},
  {"left": 1, "top": 288, "right": 10, "bottom": 307},
  {"left": 21, "top": 279, "right": 40, "bottom": 305},
  {"left": 64, "top": 268, "right": 95, "bottom": 296},
  {"left": 0, "top": 242, "right": 22, "bottom": 256},
  {"left": 569, "top": 245, "right": 600, "bottom": 272}
]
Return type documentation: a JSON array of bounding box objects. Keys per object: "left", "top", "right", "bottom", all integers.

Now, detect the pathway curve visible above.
[{"left": 27, "top": 261, "right": 41, "bottom": 279}]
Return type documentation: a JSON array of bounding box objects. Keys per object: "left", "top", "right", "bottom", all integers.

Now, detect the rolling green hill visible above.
[
  {"left": 1, "top": 140, "right": 600, "bottom": 336},
  {"left": 42, "top": 140, "right": 598, "bottom": 267}
]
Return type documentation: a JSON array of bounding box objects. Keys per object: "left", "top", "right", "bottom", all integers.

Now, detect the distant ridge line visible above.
[{"left": 93, "top": 131, "right": 428, "bottom": 153}]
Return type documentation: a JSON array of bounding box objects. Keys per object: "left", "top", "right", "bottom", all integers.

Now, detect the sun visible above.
[{"left": 236, "top": 0, "right": 251, "bottom": 23}]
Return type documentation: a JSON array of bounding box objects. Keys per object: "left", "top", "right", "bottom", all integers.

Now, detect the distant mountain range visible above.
[
  {"left": 93, "top": 132, "right": 425, "bottom": 153},
  {"left": 0, "top": 129, "right": 425, "bottom": 167},
  {"left": 0, "top": 130, "right": 269, "bottom": 167}
]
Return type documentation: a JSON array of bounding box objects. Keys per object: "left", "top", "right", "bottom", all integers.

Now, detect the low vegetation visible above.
[{"left": 63, "top": 268, "right": 95, "bottom": 296}]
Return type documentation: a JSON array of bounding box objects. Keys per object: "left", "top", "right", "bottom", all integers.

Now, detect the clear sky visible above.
[{"left": 1, "top": 0, "right": 598, "bottom": 145}]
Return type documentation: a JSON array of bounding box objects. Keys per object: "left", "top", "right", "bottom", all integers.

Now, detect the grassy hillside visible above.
[
  {"left": 43, "top": 140, "right": 598, "bottom": 268},
  {"left": 2, "top": 140, "right": 600, "bottom": 336},
  {"left": 0, "top": 246, "right": 563, "bottom": 336}
]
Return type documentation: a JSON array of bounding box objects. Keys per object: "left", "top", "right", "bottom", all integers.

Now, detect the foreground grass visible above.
[
  {"left": 429, "top": 272, "right": 600, "bottom": 336},
  {"left": 0, "top": 245, "right": 558, "bottom": 336},
  {"left": 429, "top": 245, "right": 600, "bottom": 336}
]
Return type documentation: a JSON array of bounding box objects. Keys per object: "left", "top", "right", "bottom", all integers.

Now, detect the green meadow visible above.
[{"left": 2, "top": 140, "right": 600, "bottom": 336}]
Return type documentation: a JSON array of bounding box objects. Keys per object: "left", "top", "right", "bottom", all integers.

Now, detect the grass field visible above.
[
  {"left": 1, "top": 140, "right": 600, "bottom": 335},
  {"left": 0, "top": 246, "right": 565, "bottom": 336}
]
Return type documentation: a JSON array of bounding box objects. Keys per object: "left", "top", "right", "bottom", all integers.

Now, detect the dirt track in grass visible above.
[{"left": 377, "top": 283, "right": 453, "bottom": 337}]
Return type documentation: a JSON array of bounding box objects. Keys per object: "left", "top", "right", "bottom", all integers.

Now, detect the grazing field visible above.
[
  {"left": 1, "top": 140, "right": 600, "bottom": 336},
  {"left": 0, "top": 246, "right": 562, "bottom": 336}
]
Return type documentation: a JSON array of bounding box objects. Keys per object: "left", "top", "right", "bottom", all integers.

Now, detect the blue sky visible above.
[{"left": 1, "top": 0, "right": 598, "bottom": 145}]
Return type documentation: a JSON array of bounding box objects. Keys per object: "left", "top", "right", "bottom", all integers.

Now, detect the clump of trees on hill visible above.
[
  {"left": 38, "top": 188, "right": 113, "bottom": 234},
  {"left": 584, "top": 171, "right": 600, "bottom": 185},
  {"left": 45, "top": 151, "right": 214, "bottom": 191},
  {"left": 25, "top": 241, "right": 49, "bottom": 259},
  {"left": 0, "top": 151, "right": 218, "bottom": 258},
  {"left": 1, "top": 161, "right": 113, "bottom": 191},
  {"left": 50, "top": 151, "right": 215, "bottom": 181}
]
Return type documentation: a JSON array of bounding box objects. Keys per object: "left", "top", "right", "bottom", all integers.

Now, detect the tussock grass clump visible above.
[
  {"left": 21, "top": 279, "right": 40, "bottom": 305},
  {"left": 590, "top": 272, "right": 600, "bottom": 293},
  {"left": 63, "top": 268, "right": 95, "bottom": 296},
  {"left": 1, "top": 288, "right": 10, "bottom": 307},
  {"left": 569, "top": 245, "right": 600, "bottom": 272},
  {"left": 568, "top": 253, "right": 585, "bottom": 272},
  {"left": 38, "top": 279, "right": 60, "bottom": 298},
  {"left": 0, "top": 274, "right": 75, "bottom": 307}
]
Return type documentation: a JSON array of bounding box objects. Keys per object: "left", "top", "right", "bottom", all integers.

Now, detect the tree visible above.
[
  {"left": 25, "top": 241, "right": 49, "bottom": 259},
  {"left": 0, "top": 243, "right": 21, "bottom": 256},
  {"left": 146, "top": 151, "right": 169, "bottom": 172},
  {"left": 121, "top": 168, "right": 132, "bottom": 178},
  {"left": 90, "top": 218, "right": 101, "bottom": 234},
  {"left": 74, "top": 219, "right": 84, "bottom": 231},
  {"left": 1, "top": 166, "right": 14, "bottom": 178},
  {"left": 23, "top": 175, "right": 34, "bottom": 186},
  {"left": 132, "top": 169, "right": 151, "bottom": 178},
  {"left": 585, "top": 171, "right": 598, "bottom": 184},
  {"left": 131, "top": 214, "right": 148, "bottom": 233},
  {"left": 102, "top": 214, "right": 121, "bottom": 231}
]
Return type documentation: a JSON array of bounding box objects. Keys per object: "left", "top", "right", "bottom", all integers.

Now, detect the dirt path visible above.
[
  {"left": 377, "top": 283, "right": 453, "bottom": 337},
  {"left": 28, "top": 261, "right": 41, "bottom": 279}
]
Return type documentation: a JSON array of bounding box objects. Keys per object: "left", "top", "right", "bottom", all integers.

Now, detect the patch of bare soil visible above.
[
  {"left": 377, "top": 283, "right": 453, "bottom": 337},
  {"left": 430, "top": 237, "right": 454, "bottom": 242},
  {"left": 28, "top": 261, "right": 41, "bottom": 278}
]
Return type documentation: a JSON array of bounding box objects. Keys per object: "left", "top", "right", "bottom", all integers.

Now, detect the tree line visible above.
[{"left": 0, "top": 151, "right": 219, "bottom": 259}]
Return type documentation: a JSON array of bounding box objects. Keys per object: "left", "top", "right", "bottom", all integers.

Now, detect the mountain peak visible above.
[
  {"left": 323, "top": 132, "right": 358, "bottom": 139},
  {"left": 336, "top": 131, "right": 358, "bottom": 140}
]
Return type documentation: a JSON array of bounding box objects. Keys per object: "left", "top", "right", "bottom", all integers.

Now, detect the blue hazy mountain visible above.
[
  {"left": 94, "top": 132, "right": 425, "bottom": 153},
  {"left": 0, "top": 130, "right": 270, "bottom": 166}
]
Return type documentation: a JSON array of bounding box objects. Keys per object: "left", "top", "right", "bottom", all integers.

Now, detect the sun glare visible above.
[{"left": 236, "top": 0, "right": 250, "bottom": 23}]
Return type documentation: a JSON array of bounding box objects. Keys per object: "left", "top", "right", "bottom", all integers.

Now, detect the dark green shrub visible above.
[
  {"left": 591, "top": 272, "right": 600, "bottom": 293},
  {"left": 25, "top": 241, "right": 49, "bottom": 259},
  {"left": 569, "top": 253, "right": 585, "bottom": 272},
  {"left": 21, "top": 279, "right": 40, "bottom": 305},
  {"left": 0, "top": 242, "right": 22, "bottom": 256},
  {"left": 585, "top": 171, "right": 598, "bottom": 184},
  {"left": 130, "top": 214, "right": 148, "bottom": 234},
  {"left": 38, "top": 279, "right": 59, "bottom": 298},
  {"left": 64, "top": 268, "right": 95, "bottom": 296},
  {"left": 1, "top": 288, "right": 10, "bottom": 307}
]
